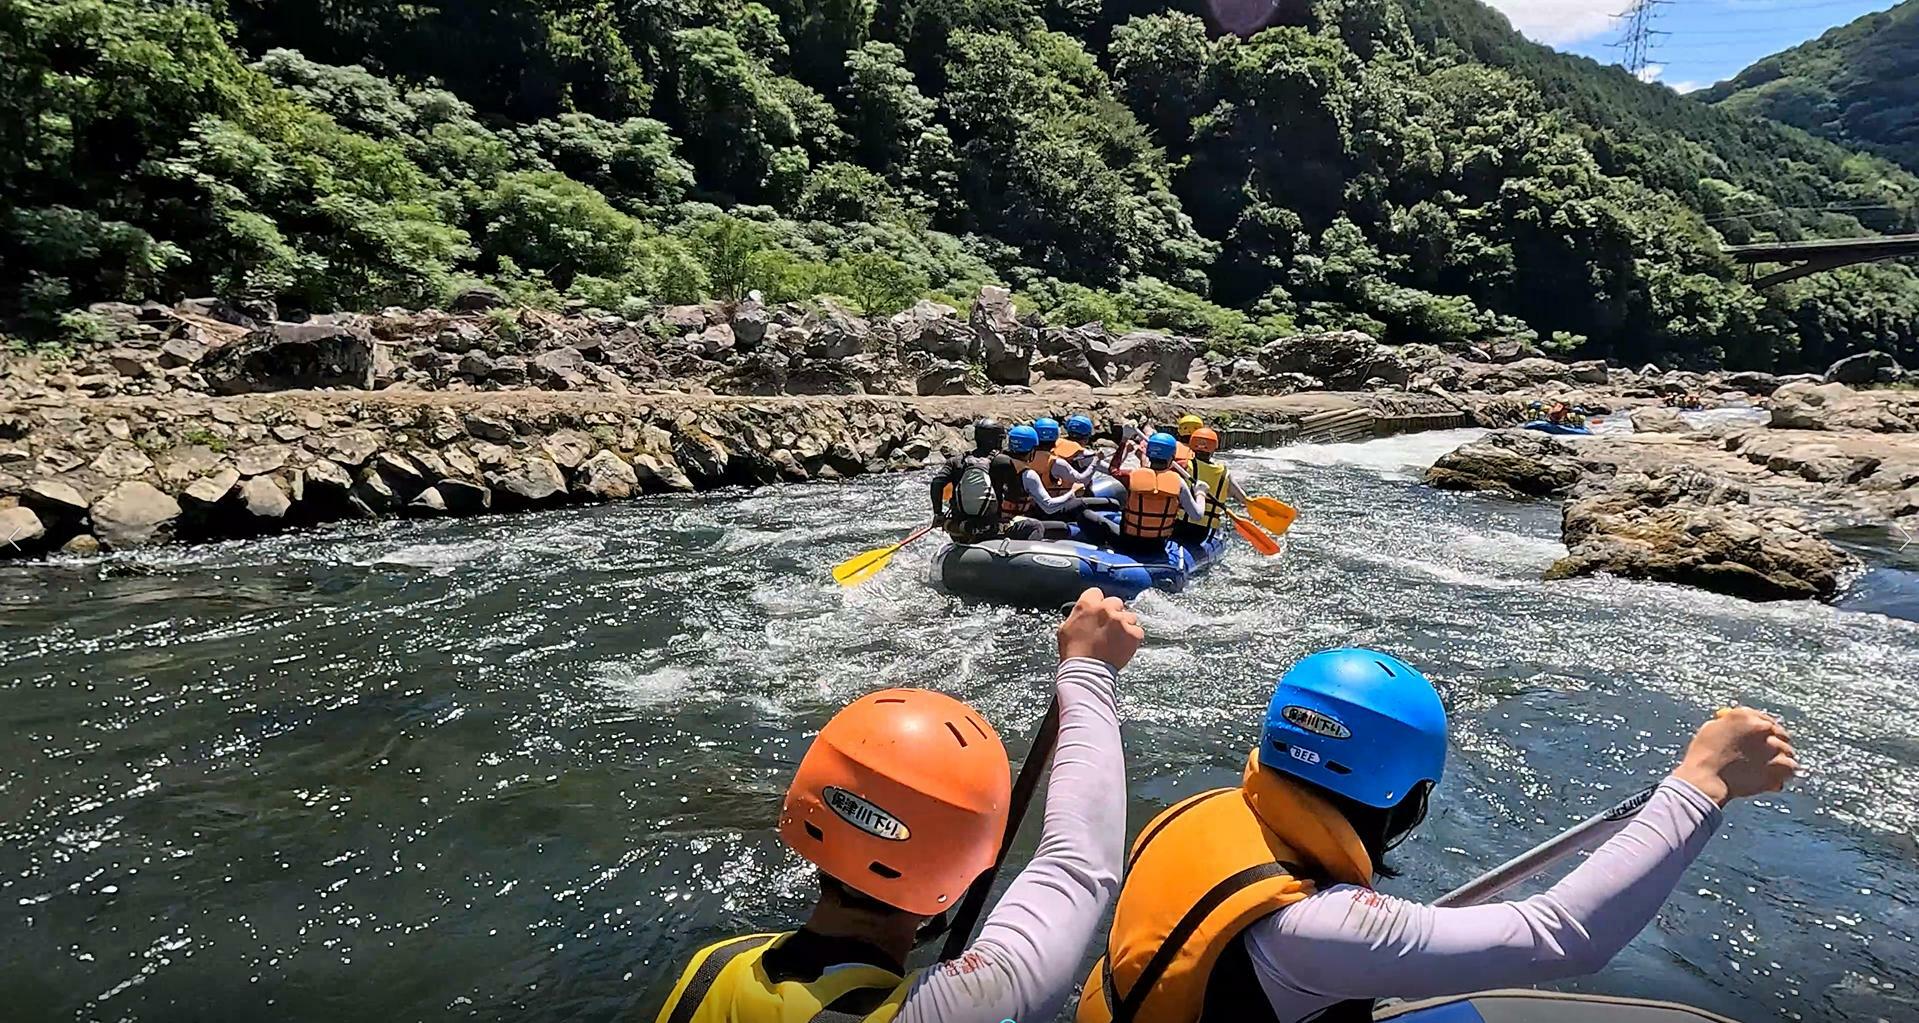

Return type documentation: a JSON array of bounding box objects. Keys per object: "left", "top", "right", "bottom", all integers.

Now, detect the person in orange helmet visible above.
[{"left": 654, "top": 588, "right": 1144, "bottom": 1023}]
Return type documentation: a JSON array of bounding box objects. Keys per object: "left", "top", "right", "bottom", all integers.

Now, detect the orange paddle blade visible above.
[
  {"left": 1231, "top": 512, "right": 1283, "bottom": 557},
  {"left": 1245, "top": 496, "right": 1298, "bottom": 536}
]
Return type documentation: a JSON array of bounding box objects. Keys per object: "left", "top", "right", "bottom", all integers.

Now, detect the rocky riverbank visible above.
[
  {"left": 5, "top": 287, "right": 1914, "bottom": 563},
  {"left": 1426, "top": 381, "right": 1919, "bottom": 602}
]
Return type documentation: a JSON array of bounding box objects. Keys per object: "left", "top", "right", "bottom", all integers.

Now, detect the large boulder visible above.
[
  {"left": 1425, "top": 429, "right": 1589, "bottom": 498},
  {"left": 915, "top": 360, "right": 974, "bottom": 396},
  {"left": 1257, "top": 331, "right": 1378, "bottom": 388},
  {"left": 802, "top": 300, "right": 872, "bottom": 361},
  {"left": 575, "top": 450, "right": 639, "bottom": 501},
  {"left": 0, "top": 505, "right": 47, "bottom": 554},
  {"left": 731, "top": 296, "right": 772, "bottom": 348},
  {"left": 531, "top": 346, "right": 588, "bottom": 388},
  {"left": 968, "top": 287, "right": 1034, "bottom": 385},
  {"left": 1825, "top": 350, "right": 1903, "bottom": 386},
  {"left": 90, "top": 481, "right": 181, "bottom": 548},
  {"left": 1769, "top": 382, "right": 1916, "bottom": 433},
  {"left": 891, "top": 300, "right": 968, "bottom": 360},
  {"left": 487, "top": 458, "right": 569, "bottom": 508},
  {"left": 448, "top": 284, "right": 508, "bottom": 312},
  {"left": 238, "top": 475, "right": 292, "bottom": 521},
  {"left": 1486, "top": 337, "right": 1544, "bottom": 364},
  {"left": 1719, "top": 370, "right": 1781, "bottom": 395},
  {"left": 1547, "top": 494, "right": 1851, "bottom": 602},
  {"left": 23, "top": 480, "right": 88, "bottom": 521},
  {"left": 202, "top": 322, "right": 378, "bottom": 394},
  {"left": 1629, "top": 407, "right": 1692, "bottom": 434},
  {"left": 1034, "top": 326, "right": 1107, "bottom": 386}
]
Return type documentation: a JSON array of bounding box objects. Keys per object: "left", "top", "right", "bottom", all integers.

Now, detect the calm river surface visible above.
[{"left": 3, "top": 430, "right": 1916, "bottom": 1022}]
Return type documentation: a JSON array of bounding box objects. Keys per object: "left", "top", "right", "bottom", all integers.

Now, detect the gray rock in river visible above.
[
  {"left": 1547, "top": 489, "right": 1852, "bottom": 602},
  {"left": 1425, "top": 429, "right": 1589, "bottom": 498},
  {"left": 0, "top": 505, "right": 48, "bottom": 554},
  {"left": 239, "top": 475, "right": 291, "bottom": 521},
  {"left": 487, "top": 458, "right": 568, "bottom": 508},
  {"left": 90, "top": 481, "right": 181, "bottom": 548},
  {"left": 574, "top": 450, "right": 638, "bottom": 501}
]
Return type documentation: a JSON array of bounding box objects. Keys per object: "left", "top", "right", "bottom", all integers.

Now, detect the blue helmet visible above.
[
  {"left": 1033, "top": 417, "right": 1061, "bottom": 444},
  {"left": 1064, "top": 415, "right": 1095, "bottom": 440},
  {"left": 1259, "top": 649, "right": 1447, "bottom": 809},
  {"left": 1145, "top": 432, "right": 1179, "bottom": 462},
  {"left": 1007, "top": 424, "right": 1040, "bottom": 455}
]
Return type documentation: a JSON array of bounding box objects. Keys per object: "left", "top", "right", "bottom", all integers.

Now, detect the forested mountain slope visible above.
[
  {"left": 2, "top": 0, "right": 1915, "bottom": 371},
  {"left": 1699, "top": 1, "right": 1919, "bottom": 175}
]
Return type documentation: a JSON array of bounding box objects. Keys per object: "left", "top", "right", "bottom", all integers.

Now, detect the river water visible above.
[{"left": 3, "top": 430, "right": 1916, "bottom": 1023}]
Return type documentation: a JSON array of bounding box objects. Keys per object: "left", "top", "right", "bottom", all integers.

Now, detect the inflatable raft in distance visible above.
[
  {"left": 929, "top": 525, "right": 1230, "bottom": 607},
  {"left": 1521, "top": 420, "right": 1592, "bottom": 436}
]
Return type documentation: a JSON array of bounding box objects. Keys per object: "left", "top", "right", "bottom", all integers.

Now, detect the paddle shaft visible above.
[
  {"left": 1433, "top": 784, "right": 1659, "bottom": 908},
  {"left": 939, "top": 696, "right": 1062, "bottom": 960}
]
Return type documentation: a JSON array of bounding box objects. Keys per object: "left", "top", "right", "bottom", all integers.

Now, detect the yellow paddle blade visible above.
[
  {"left": 1231, "top": 512, "right": 1284, "bottom": 557},
  {"left": 831, "top": 525, "right": 934, "bottom": 587},
  {"left": 1245, "top": 496, "right": 1298, "bottom": 536},
  {"left": 832, "top": 542, "right": 903, "bottom": 586}
]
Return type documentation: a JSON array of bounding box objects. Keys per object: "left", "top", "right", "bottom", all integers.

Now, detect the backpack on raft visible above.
[{"left": 952, "top": 455, "right": 998, "bottom": 520}]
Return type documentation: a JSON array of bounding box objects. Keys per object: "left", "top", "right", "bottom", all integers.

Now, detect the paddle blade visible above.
[
  {"left": 831, "top": 525, "right": 933, "bottom": 587},
  {"left": 1246, "top": 496, "right": 1298, "bottom": 536},
  {"left": 1232, "top": 513, "right": 1283, "bottom": 557},
  {"left": 832, "top": 543, "right": 901, "bottom": 587}
]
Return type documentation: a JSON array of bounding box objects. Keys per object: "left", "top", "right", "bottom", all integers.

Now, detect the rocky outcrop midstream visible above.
[{"left": 1425, "top": 381, "right": 1919, "bottom": 602}]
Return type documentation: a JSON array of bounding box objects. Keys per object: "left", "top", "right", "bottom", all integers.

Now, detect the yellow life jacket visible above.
[
  {"left": 1181, "top": 458, "right": 1230, "bottom": 530},
  {"left": 1076, "top": 752, "right": 1375, "bottom": 1023},
  {"left": 654, "top": 932, "right": 919, "bottom": 1023}
]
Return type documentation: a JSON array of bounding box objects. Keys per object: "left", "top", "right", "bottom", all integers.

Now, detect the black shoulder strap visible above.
[
  {"left": 1109, "top": 862, "right": 1297, "bottom": 1023},
  {"left": 806, "top": 978, "right": 900, "bottom": 1022},
  {"left": 665, "top": 935, "right": 773, "bottom": 1023}
]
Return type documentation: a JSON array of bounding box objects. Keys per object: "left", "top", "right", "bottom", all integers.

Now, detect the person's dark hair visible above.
[
  {"left": 1310, "top": 781, "right": 1432, "bottom": 879},
  {"left": 819, "top": 873, "right": 907, "bottom": 917}
]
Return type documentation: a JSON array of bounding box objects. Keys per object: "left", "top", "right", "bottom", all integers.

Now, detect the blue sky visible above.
[{"left": 1484, "top": 0, "right": 1903, "bottom": 93}]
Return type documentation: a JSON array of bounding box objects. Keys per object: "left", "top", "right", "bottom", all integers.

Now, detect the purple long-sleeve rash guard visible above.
[{"left": 1244, "top": 777, "right": 1724, "bottom": 1021}]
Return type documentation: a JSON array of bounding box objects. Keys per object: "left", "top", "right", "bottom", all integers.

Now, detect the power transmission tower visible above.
[{"left": 1611, "top": 0, "right": 1671, "bottom": 79}]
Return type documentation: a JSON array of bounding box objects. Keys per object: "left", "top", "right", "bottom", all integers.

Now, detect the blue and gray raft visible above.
[
  {"left": 929, "top": 519, "right": 1230, "bottom": 607},
  {"left": 1520, "top": 420, "right": 1592, "bottom": 436},
  {"left": 1377, "top": 990, "right": 1735, "bottom": 1023}
]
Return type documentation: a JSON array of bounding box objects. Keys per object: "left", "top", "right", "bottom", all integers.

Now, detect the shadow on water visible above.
[{"left": 1, "top": 428, "right": 1916, "bottom": 1022}]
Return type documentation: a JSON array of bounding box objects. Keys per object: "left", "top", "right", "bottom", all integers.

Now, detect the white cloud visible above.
[
  {"left": 1668, "top": 80, "right": 1707, "bottom": 94},
  {"left": 1483, "top": 0, "right": 1623, "bottom": 46},
  {"left": 1636, "top": 63, "right": 1664, "bottom": 84}
]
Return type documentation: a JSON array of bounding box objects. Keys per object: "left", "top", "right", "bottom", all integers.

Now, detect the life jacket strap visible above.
[
  {"left": 665, "top": 934, "right": 777, "bottom": 1023},
  {"left": 1108, "top": 862, "right": 1299, "bottom": 1023}
]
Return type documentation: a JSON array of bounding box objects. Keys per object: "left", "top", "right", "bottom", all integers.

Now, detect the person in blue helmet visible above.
[
  {"left": 1029, "top": 417, "right": 1100, "bottom": 498},
  {"left": 1084, "top": 431, "right": 1207, "bottom": 559},
  {"left": 1060, "top": 415, "right": 1101, "bottom": 473},
  {"left": 1082, "top": 649, "right": 1798, "bottom": 1023},
  {"left": 1004, "top": 423, "right": 1120, "bottom": 533}
]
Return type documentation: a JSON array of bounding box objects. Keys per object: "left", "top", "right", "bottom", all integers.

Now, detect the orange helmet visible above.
[
  {"left": 778, "top": 689, "right": 1011, "bottom": 916},
  {"left": 1189, "top": 427, "right": 1220, "bottom": 454}
]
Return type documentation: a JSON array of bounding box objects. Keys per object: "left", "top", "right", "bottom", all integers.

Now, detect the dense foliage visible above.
[
  {"left": 2, "top": 0, "right": 1916, "bottom": 371},
  {"left": 1699, "top": 1, "right": 1919, "bottom": 175}
]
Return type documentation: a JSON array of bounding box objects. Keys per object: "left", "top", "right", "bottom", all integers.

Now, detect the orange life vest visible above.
[
  {"left": 1055, "top": 439, "right": 1084, "bottom": 461},
  {"left": 1122, "top": 468, "right": 1183, "bottom": 540},
  {"left": 1175, "top": 441, "right": 1194, "bottom": 470},
  {"left": 1001, "top": 455, "right": 1036, "bottom": 518},
  {"left": 1077, "top": 752, "right": 1375, "bottom": 1023}
]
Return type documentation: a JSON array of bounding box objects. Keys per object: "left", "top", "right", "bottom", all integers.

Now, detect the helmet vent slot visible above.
[
  {"left": 1325, "top": 761, "right": 1353, "bottom": 776},
  {"left": 967, "top": 717, "right": 989, "bottom": 740},
  {"left": 875, "top": 697, "right": 907, "bottom": 704},
  {"left": 1375, "top": 660, "right": 1397, "bottom": 677},
  {"left": 804, "top": 822, "right": 825, "bottom": 841},
  {"left": 945, "top": 722, "right": 969, "bottom": 747},
  {"left": 868, "top": 861, "right": 902, "bottom": 879}
]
